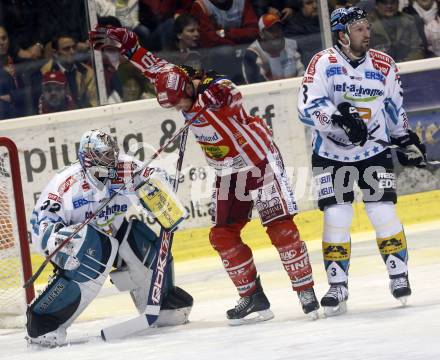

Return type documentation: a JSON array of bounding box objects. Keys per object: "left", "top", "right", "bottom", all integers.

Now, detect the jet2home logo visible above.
[{"left": 334, "top": 83, "right": 384, "bottom": 102}]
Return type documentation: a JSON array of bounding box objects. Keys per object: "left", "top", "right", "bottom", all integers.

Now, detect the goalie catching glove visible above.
[
  {"left": 391, "top": 129, "right": 427, "bottom": 167},
  {"left": 332, "top": 102, "right": 368, "bottom": 146}
]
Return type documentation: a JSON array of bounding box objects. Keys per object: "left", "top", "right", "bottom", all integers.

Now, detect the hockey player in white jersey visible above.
[
  {"left": 26, "top": 130, "right": 193, "bottom": 347},
  {"left": 297, "top": 7, "right": 427, "bottom": 316}
]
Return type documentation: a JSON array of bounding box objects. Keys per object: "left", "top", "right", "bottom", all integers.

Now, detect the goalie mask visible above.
[{"left": 78, "top": 130, "right": 119, "bottom": 187}]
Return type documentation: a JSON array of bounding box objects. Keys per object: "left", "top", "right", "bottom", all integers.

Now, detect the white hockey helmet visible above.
[{"left": 78, "top": 130, "right": 119, "bottom": 185}]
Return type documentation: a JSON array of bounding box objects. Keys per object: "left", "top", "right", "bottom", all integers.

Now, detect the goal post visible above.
[{"left": 0, "top": 136, "right": 35, "bottom": 322}]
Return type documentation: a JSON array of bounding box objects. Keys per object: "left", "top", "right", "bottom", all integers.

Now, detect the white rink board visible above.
[{"left": 0, "top": 77, "right": 312, "bottom": 231}]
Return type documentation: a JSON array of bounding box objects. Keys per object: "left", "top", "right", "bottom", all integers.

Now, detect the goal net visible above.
[{"left": 0, "top": 137, "right": 34, "bottom": 327}]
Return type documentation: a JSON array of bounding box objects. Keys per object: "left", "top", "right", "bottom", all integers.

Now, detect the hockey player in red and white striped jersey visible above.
[{"left": 89, "top": 26, "right": 320, "bottom": 323}]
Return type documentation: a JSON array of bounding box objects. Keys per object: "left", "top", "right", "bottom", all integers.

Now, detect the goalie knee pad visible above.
[
  {"left": 322, "top": 204, "right": 353, "bottom": 284},
  {"left": 210, "top": 224, "right": 257, "bottom": 296},
  {"left": 26, "top": 227, "right": 118, "bottom": 340},
  {"left": 365, "top": 202, "right": 408, "bottom": 277},
  {"left": 112, "top": 219, "right": 174, "bottom": 313},
  {"left": 266, "top": 219, "right": 314, "bottom": 291}
]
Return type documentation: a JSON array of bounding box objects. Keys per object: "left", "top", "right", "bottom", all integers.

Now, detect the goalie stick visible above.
[
  {"left": 101, "top": 126, "right": 190, "bottom": 341},
  {"left": 23, "top": 107, "right": 206, "bottom": 289}
]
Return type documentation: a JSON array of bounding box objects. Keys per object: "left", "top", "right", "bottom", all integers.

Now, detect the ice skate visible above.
[
  {"left": 297, "top": 288, "right": 320, "bottom": 320},
  {"left": 26, "top": 328, "right": 67, "bottom": 348},
  {"left": 321, "top": 284, "right": 348, "bottom": 317},
  {"left": 390, "top": 275, "right": 411, "bottom": 306},
  {"left": 226, "top": 277, "right": 274, "bottom": 326}
]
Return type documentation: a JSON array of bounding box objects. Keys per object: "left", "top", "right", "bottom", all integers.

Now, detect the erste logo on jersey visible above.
[
  {"left": 365, "top": 70, "right": 386, "bottom": 84},
  {"left": 326, "top": 65, "right": 347, "bottom": 78}
]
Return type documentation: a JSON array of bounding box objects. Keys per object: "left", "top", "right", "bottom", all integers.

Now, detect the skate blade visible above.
[
  {"left": 397, "top": 296, "right": 409, "bottom": 306},
  {"left": 323, "top": 301, "right": 347, "bottom": 317},
  {"left": 307, "top": 310, "right": 319, "bottom": 321},
  {"left": 228, "top": 309, "right": 275, "bottom": 326},
  {"left": 26, "top": 337, "right": 64, "bottom": 349}
]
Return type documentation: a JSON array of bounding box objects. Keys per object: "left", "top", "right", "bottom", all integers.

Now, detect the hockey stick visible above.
[
  {"left": 23, "top": 107, "right": 205, "bottom": 289},
  {"left": 101, "top": 126, "right": 190, "bottom": 341}
]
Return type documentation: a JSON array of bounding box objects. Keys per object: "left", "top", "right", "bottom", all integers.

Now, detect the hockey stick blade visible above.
[
  {"left": 23, "top": 107, "right": 205, "bottom": 289},
  {"left": 101, "top": 315, "right": 153, "bottom": 341}
]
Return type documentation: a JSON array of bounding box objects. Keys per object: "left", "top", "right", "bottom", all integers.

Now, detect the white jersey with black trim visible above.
[
  {"left": 297, "top": 46, "right": 409, "bottom": 162},
  {"left": 30, "top": 153, "right": 155, "bottom": 256}
]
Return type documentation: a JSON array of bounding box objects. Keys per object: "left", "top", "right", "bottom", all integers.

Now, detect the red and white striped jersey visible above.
[{"left": 129, "top": 47, "right": 275, "bottom": 173}]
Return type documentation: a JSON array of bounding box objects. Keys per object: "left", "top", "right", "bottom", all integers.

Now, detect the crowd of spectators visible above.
[{"left": 0, "top": 0, "right": 439, "bottom": 120}]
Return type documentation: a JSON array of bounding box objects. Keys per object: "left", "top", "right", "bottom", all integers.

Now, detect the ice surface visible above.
[{"left": 1, "top": 221, "right": 439, "bottom": 360}]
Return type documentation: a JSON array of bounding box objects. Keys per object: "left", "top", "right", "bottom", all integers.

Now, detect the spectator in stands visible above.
[
  {"left": 190, "top": 0, "right": 259, "bottom": 47},
  {"left": 242, "top": 13, "right": 304, "bottom": 83},
  {"left": 403, "top": 0, "right": 437, "bottom": 56},
  {"left": 425, "top": 0, "right": 440, "bottom": 55},
  {"left": 0, "top": 26, "right": 25, "bottom": 120},
  {"left": 404, "top": 0, "right": 438, "bottom": 24},
  {"left": 38, "top": 71, "right": 75, "bottom": 114},
  {"left": 117, "top": 61, "right": 156, "bottom": 102},
  {"left": 38, "top": 0, "right": 90, "bottom": 58},
  {"left": 97, "top": 16, "right": 124, "bottom": 103},
  {"left": 368, "top": 0, "right": 426, "bottom": 61},
  {"left": 250, "top": 0, "right": 295, "bottom": 19},
  {"left": 0, "top": 1, "right": 45, "bottom": 62},
  {"left": 40, "top": 34, "right": 98, "bottom": 108},
  {"left": 139, "top": 0, "right": 193, "bottom": 50},
  {"left": 282, "top": 0, "right": 322, "bottom": 65},
  {"left": 160, "top": 14, "right": 203, "bottom": 69},
  {"left": 96, "top": 0, "right": 151, "bottom": 49}
]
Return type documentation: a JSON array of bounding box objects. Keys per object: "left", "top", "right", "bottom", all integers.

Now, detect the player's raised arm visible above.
[{"left": 89, "top": 25, "right": 169, "bottom": 82}]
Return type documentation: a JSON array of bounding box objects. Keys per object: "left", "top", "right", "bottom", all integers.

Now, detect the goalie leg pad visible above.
[
  {"left": 365, "top": 202, "right": 408, "bottom": 277},
  {"left": 266, "top": 218, "right": 314, "bottom": 291},
  {"left": 210, "top": 223, "right": 257, "bottom": 296},
  {"left": 26, "top": 227, "right": 118, "bottom": 344},
  {"left": 116, "top": 219, "right": 174, "bottom": 313},
  {"left": 322, "top": 204, "right": 353, "bottom": 284}
]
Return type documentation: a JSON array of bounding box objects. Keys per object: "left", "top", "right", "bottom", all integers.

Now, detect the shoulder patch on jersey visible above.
[
  {"left": 306, "top": 52, "right": 323, "bottom": 76},
  {"left": 306, "top": 49, "right": 335, "bottom": 76},
  {"left": 48, "top": 192, "right": 62, "bottom": 203},
  {"left": 58, "top": 175, "right": 78, "bottom": 196},
  {"left": 369, "top": 49, "right": 394, "bottom": 76}
]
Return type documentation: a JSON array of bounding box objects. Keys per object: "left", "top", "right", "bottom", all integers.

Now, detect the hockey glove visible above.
[
  {"left": 45, "top": 224, "right": 88, "bottom": 271},
  {"left": 89, "top": 25, "right": 139, "bottom": 58},
  {"left": 391, "top": 130, "right": 427, "bottom": 167},
  {"left": 199, "top": 80, "right": 241, "bottom": 110},
  {"left": 332, "top": 102, "right": 368, "bottom": 146}
]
